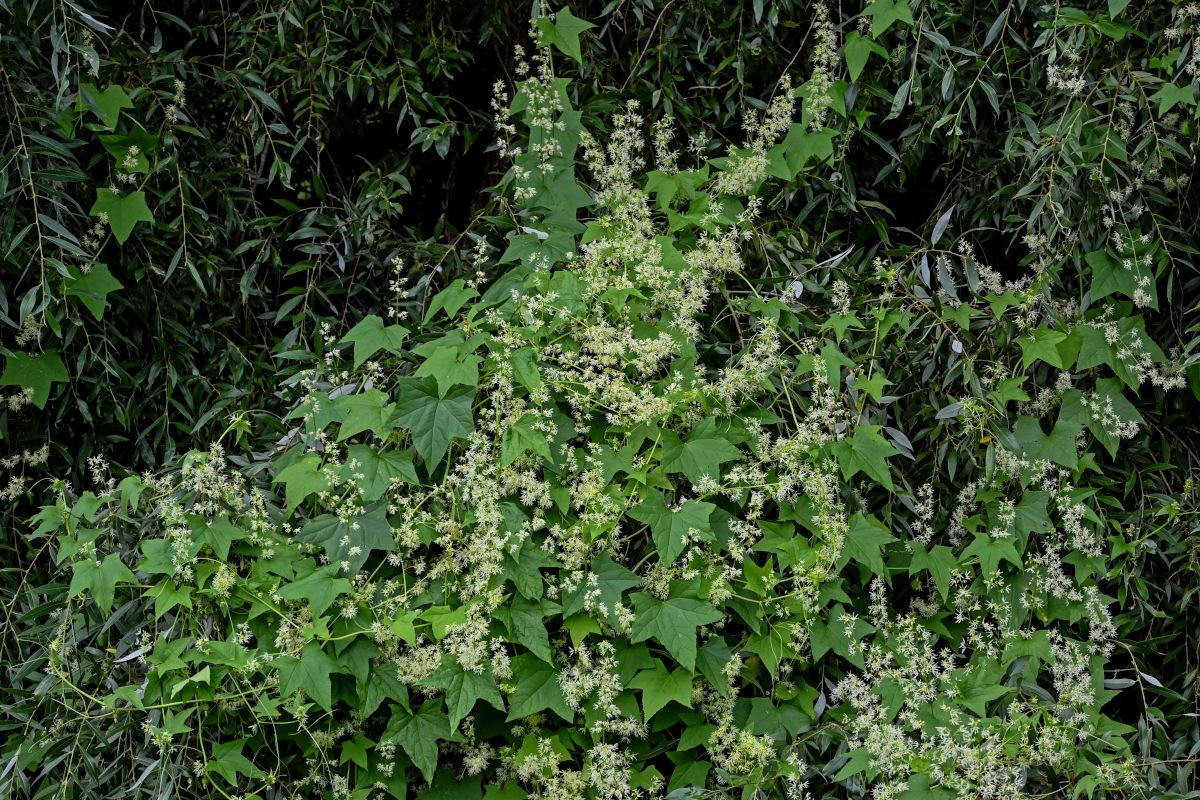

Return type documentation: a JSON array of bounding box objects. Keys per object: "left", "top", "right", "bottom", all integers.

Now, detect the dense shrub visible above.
[{"left": 3, "top": 2, "right": 1200, "bottom": 800}]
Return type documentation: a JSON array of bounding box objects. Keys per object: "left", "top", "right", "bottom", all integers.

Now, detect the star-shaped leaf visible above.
[
  {"left": 385, "top": 702, "right": 455, "bottom": 783},
  {"left": 344, "top": 444, "right": 419, "bottom": 501},
  {"left": 659, "top": 418, "right": 742, "bottom": 484},
  {"left": 340, "top": 734, "right": 374, "bottom": 769},
  {"left": 560, "top": 552, "right": 640, "bottom": 622},
  {"left": 962, "top": 529, "right": 1023, "bottom": 577},
  {"left": 294, "top": 502, "right": 395, "bottom": 573},
  {"left": 820, "top": 342, "right": 856, "bottom": 389},
  {"left": 771, "top": 124, "right": 838, "bottom": 179},
  {"left": 1011, "top": 415, "right": 1079, "bottom": 469},
  {"left": 829, "top": 425, "right": 901, "bottom": 489},
  {"left": 1149, "top": 81, "right": 1197, "bottom": 115},
  {"left": 1017, "top": 325, "right": 1070, "bottom": 369},
  {"left": 537, "top": 166, "right": 595, "bottom": 226},
  {"left": 415, "top": 346, "right": 482, "bottom": 396},
  {"left": 0, "top": 349, "right": 68, "bottom": 409},
  {"left": 422, "top": 279, "right": 479, "bottom": 325},
  {"left": 909, "top": 543, "right": 956, "bottom": 602},
  {"left": 284, "top": 389, "right": 347, "bottom": 431},
  {"left": 504, "top": 595, "right": 553, "bottom": 663},
  {"left": 276, "top": 642, "right": 342, "bottom": 711},
  {"left": 148, "top": 635, "right": 190, "bottom": 672},
  {"left": 809, "top": 606, "right": 876, "bottom": 666},
  {"left": 506, "top": 654, "right": 574, "bottom": 722},
  {"left": 957, "top": 663, "right": 1012, "bottom": 717},
  {"left": 99, "top": 126, "right": 158, "bottom": 172},
  {"left": 864, "top": 0, "right": 915, "bottom": 36},
  {"left": 499, "top": 228, "right": 578, "bottom": 270},
  {"left": 836, "top": 513, "right": 897, "bottom": 579},
  {"left": 630, "top": 588, "right": 723, "bottom": 671},
  {"left": 361, "top": 663, "right": 410, "bottom": 718},
  {"left": 501, "top": 413, "right": 552, "bottom": 466},
  {"left": 64, "top": 264, "right": 123, "bottom": 320},
  {"left": 277, "top": 563, "right": 351, "bottom": 616},
  {"left": 843, "top": 31, "right": 888, "bottom": 82},
  {"left": 146, "top": 581, "right": 193, "bottom": 619},
  {"left": 628, "top": 490, "right": 716, "bottom": 563},
  {"left": 419, "top": 655, "right": 505, "bottom": 728},
  {"left": 340, "top": 315, "right": 408, "bottom": 368},
  {"left": 826, "top": 312, "right": 864, "bottom": 342},
  {"left": 69, "top": 553, "right": 135, "bottom": 613},
  {"left": 394, "top": 378, "right": 475, "bottom": 469},
  {"left": 1068, "top": 378, "right": 1145, "bottom": 458},
  {"left": 335, "top": 389, "right": 399, "bottom": 442},
  {"left": 630, "top": 659, "right": 694, "bottom": 720},
  {"left": 853, "top": 372, "right": 893, "bottom": 402},
  {"left": 79, "top": 82, "right": 133, "bottom": 129},
  {"left": 1084, "top": 249, "right": 1157, "bottom": 309},
  {"left": 90, "top": 189, "right": 153, "bottom": 244},
  {"left": 273, "top": 455, "right": 331, "bottom": 516},
  {"left": 207, "top": 738, "right": 264, "bottom": 785},
  {"left": 504, "top": 535, "right": 562, "bottom": 600},
  {"left": 187, "top": 514, "right": 243, "bottom": 560},
  {"left": 533, "top": 7, "right": 596, "bottom": 64},
  {"left": 509, "top": 348, "right": 542, "bottom": 393}
]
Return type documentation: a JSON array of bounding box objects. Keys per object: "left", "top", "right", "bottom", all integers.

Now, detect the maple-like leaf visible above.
[
  {"left": 294, "top": 502, "right": 395, "bottom": 573},
  {"left": 628, "top": 490, "right": 715, "bottom": 563},
  {"left": 630, "top": 589, "right": 723, "bottom": 671},
  {"left": 418, "top": 655, "right": 505, "bottom": 727},
  {"left": 276, "top": 642, "right": 342, "bottom": 711}
]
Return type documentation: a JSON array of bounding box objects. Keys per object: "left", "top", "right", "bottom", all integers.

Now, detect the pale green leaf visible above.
[
  {"left": 533, "top": 7, "right": 596, "bottom": 64},
  {"left": 415, "top": 345, "right": 482, "bottom": 396},
  {"left": 335, "top": 389, "right": 399, "bottom": 442},
  {"left": 344, "top": 444, "right": 419, "bottom": 501},
  {"left": 277, "top": 563, "right": 351, "bottom": 616},
  {"left": 276, "top": 642, "right": 341, "bottom": 711},
  {"left": 659, "top": 418, "right": 742, "bottom": 484},
  {"left": 385, "top": 702, "right": 454, "bottom": 782},
  {"left": 560, "top": 552, "right": 641, "bottom": 623},
  {"left": 273, "top": 455, "right": 330, "bottom": 516},
  {"left": 830, "top": 425, "right": 900, "bottom": 489},
  {"left": 865, "top": 0, "right": 915, "bottom": 36},
  {"left": 79, "top": 82, "right": 132, "bottom": 129},
  {"left": 836, "top": 513, "right": 897, "bottom": 578},
  {"left": 501, "top": 413, "right": 552, "bottom": 466},
  {"left": 294, "top": 502, "right": 394, "bottom": 573}
]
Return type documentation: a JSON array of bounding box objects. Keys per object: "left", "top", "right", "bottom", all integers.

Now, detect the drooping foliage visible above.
[{"left": 3, "top": 2, "right": 1200, "bottom": 800}]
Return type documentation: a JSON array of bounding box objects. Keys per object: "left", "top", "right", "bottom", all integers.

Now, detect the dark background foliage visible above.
[{"left": 2, "top": 0, "right": 1199, "bottom": 797}]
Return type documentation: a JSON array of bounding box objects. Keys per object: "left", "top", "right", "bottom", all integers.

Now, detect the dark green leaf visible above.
[
  {"left": 0, "top": 349, "right": 69, "bottom": 409},
  {"left": 506, "top": 654, "right": 574, "bottom": 722},
  {"left": 341, "top": 315, "right": 408, "bottom": 368},
  {"left": 419, "top": 655, "right": 505, "bottom": 728},
  {"left": 90, "top": 189, "right": 153, "bottom": 244},
  {"left": 630, "top": 589, "right": 723, "bottom": 671},
  {"left": 394, "top": 378, "right": 475, "bottom": 469},
  {"left": 276, "top": 642, "right": 342, "bottom": 711},
  {"left": 628, "top": 490, "right": 715, "bottom": 563}
]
